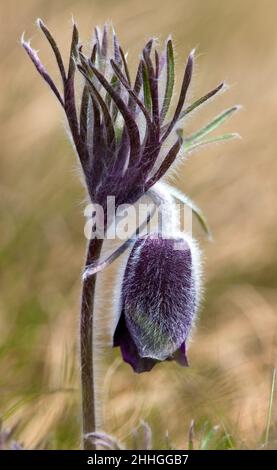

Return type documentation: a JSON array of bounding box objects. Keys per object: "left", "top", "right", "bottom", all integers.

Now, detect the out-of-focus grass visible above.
[{"left": 1, "top": 0, "right": 277, "bottom": 449}]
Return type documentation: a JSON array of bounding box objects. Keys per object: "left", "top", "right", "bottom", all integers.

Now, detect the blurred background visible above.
[{"left": 1, "top": 0, "right": 277, "bottom": 450}]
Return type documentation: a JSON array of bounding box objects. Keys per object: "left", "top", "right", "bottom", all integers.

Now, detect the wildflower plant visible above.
[{"left": 22, "top": 19, "right": 239, "bottom": 449}]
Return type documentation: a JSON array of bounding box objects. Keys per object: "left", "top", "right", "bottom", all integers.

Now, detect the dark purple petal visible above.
[
  {"left": 101, "top": 24, "right": 108, "bottom": 58},
  {"left": 94, "top": 26, "right": 101, "bottom": 57},
  {"left": 68, "top": 22, "right": 79, "bottom": 80},
  {"left": 110, "top": 59, "right": 160, "bottom": 179},
  {"left": 143, "top": 48, "right": 159, "bottom": 127},
  {"left": 142, "top": 61, "right": 152, "bottom": 113},
  {"left": 78, "top": 65, "right": 116, "bottom": 152},
  {"left": 172, "top": 342, "right": 189, "bottom": 367},
  {"left": 64, "top": 77, "right": 84, "bottom": 161},
  {"left": 37, "top": 19, "right": 67, "bottom": 83},
  {"left": 114, "top": 313, "right": 158, "bottom": 373},
  {"left": 130, "top": 60, "right": 143, "bottom": 112},
  {"left": 21, "top": 37, "right": 64, "bottom": 107},
  {"left": 79, "top": 44, "right": 97, "bottom": 157},
  {"left": 89, "top": 64, "right": 141, "bottom": 165},
  {"left": 80, "top": 83, "right": 89, "bottom": 145},
  {"left": 113, "top": 30, "right": 122, "bottom": 65},
  {"left": 160, "top": 38, "right": 175, "bottom": 123},
  {"left": 145, "top": 134, "right": 183, "bottom": 190},
  {"left": 144, "top": 39, "right": 153, "bottom": 55},
  {"left": 119, "top": 47, "right": 131, "bottom": 85},
  {"left": 116, "top": 127, "right": 130, "bottom": 174},
  {"left": 155, "top": 50, "right": 160, "bottom": 79}
]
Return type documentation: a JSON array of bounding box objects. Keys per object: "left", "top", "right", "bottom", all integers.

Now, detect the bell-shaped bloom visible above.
[{"left": 113, "top": 233, "right": 201, "bottom": 373}]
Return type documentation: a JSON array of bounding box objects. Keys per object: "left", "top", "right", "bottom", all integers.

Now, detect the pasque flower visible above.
[
  {"left": 22, "top": 19, "right": 239, "bottom": 446},
  {"left": 22, "top": 19, "right": 238, "bottom": 366}
]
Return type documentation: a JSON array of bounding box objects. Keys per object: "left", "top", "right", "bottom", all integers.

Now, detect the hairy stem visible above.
[{"left": 80, "top": 237, "right": 104, "bottom": 450}]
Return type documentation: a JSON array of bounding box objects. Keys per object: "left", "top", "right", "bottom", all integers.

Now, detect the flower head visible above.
[
  {"left": 113, "top": 232, "right": 201, "bottom": 373},
  {"left": 22, "top": 21, "right": 238, "bottom": 213}
]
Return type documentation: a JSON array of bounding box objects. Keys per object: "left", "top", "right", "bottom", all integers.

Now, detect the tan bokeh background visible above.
[{"left": 1, "top": 0, "right": 277, "bottom": 449}]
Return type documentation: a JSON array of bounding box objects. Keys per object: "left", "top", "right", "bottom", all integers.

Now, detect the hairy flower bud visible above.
[{"left": 113, "top": 232, "right": 201, "bottom": 373}]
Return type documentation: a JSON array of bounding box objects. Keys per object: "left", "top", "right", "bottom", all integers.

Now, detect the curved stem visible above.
[{"left": 80, "top": 237, "right": 104, "bottom": 450}]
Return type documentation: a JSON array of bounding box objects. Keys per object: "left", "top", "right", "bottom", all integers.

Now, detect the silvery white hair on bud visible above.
[
  {"left": 112, "top": 184, "right": 203, "bottom": 370},
  {"left": 111, "top": 184, "right": 179, "bottom": 336},
  {"left": 124, "top": 232, "right": 202, "bottom": 361},
  {"left": 148, "top": 181, "right": 179, "bottom": 237}
]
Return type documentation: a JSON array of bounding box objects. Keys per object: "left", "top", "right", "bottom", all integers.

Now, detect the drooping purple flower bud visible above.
[{"left": 113, "top": 232, "right": 201, "bottom": 373}]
